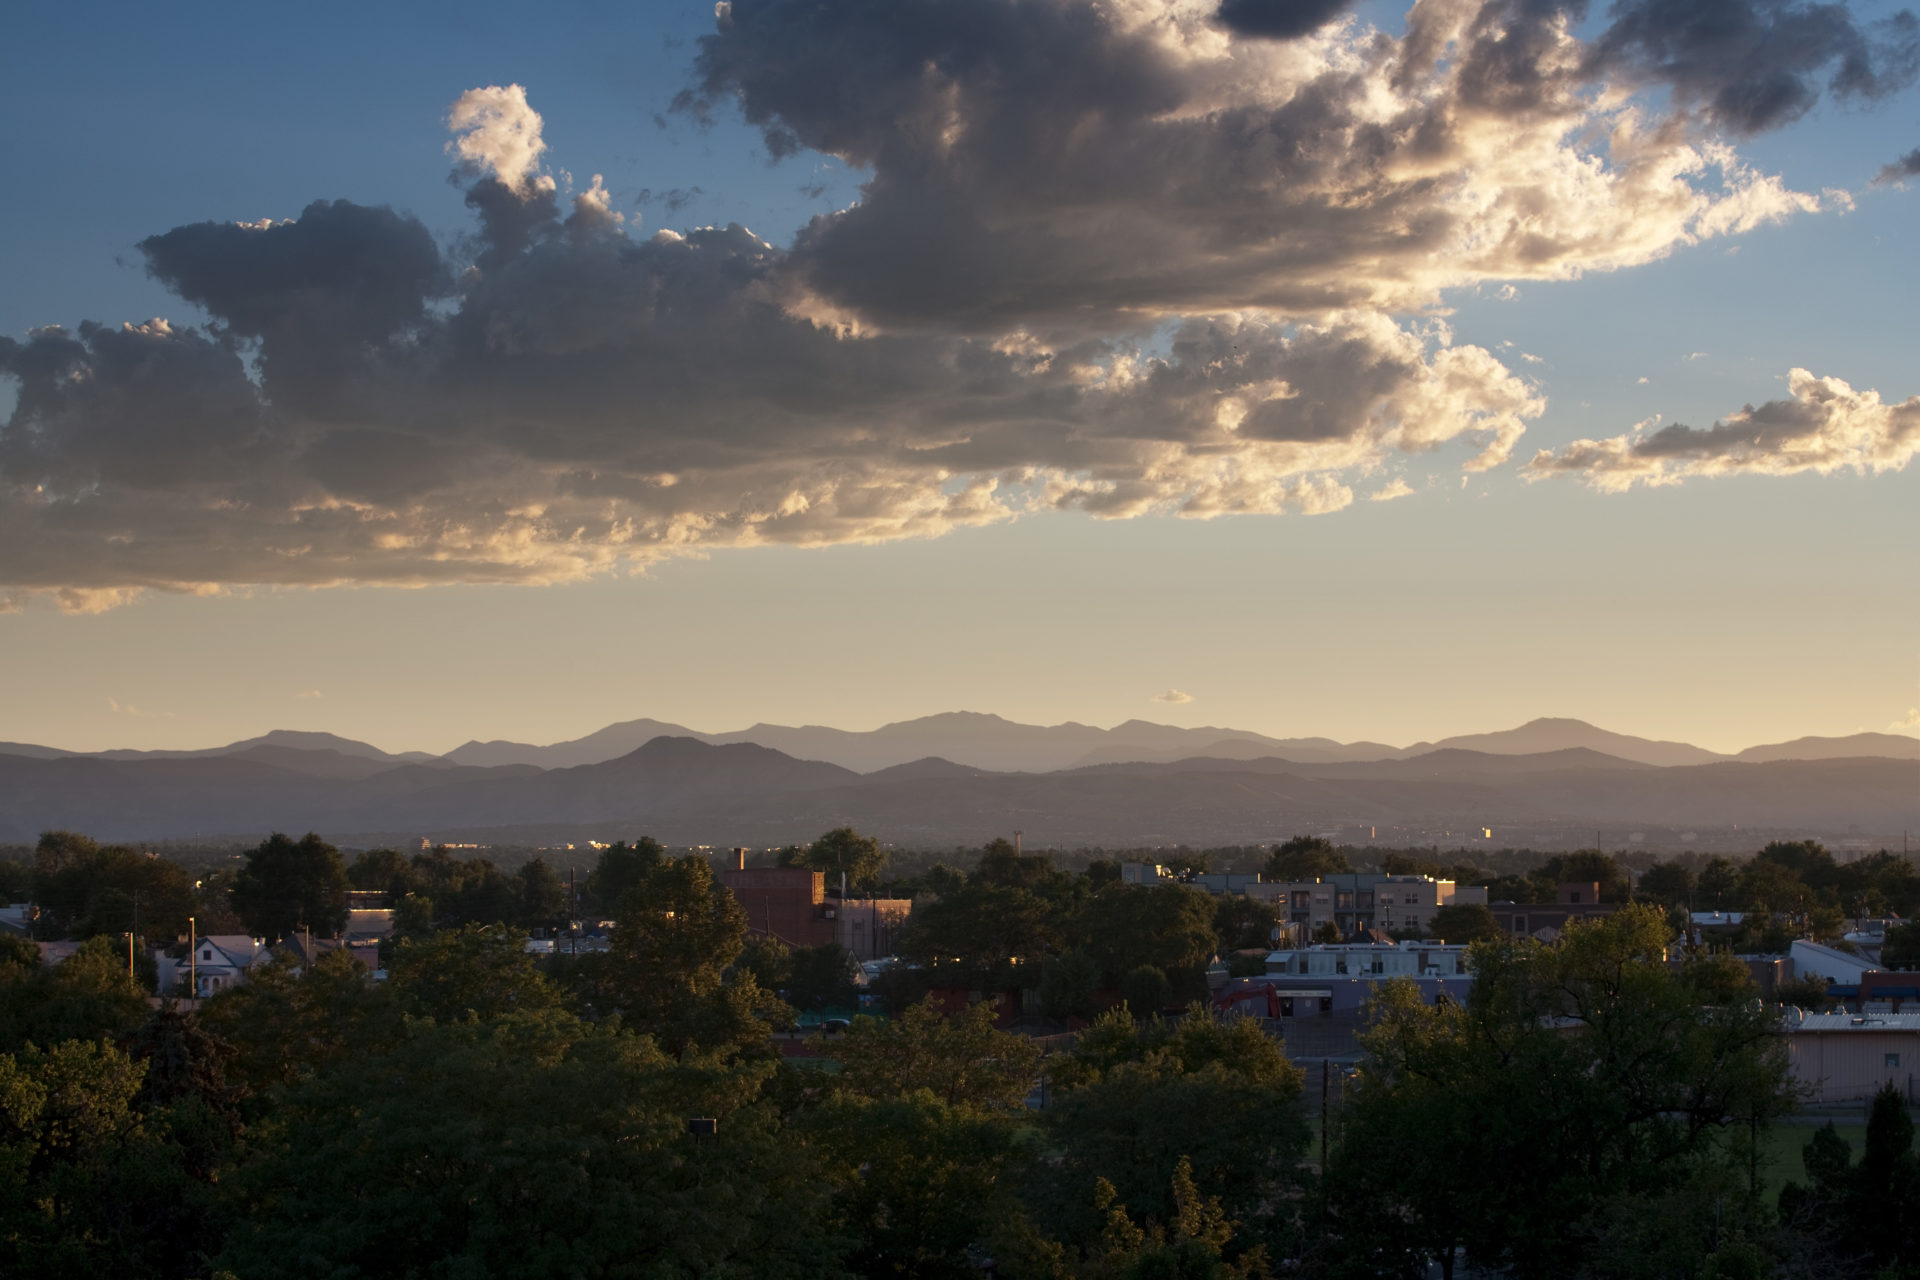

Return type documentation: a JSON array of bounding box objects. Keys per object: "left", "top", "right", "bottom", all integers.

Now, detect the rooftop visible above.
[{"left": 1792, "top": 1012, "right": 1920, "bottom": 1032}]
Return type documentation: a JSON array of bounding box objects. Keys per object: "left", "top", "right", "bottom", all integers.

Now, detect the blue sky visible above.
[{"left": 2, "top": 0, "right": 1915, "bottom": 755}]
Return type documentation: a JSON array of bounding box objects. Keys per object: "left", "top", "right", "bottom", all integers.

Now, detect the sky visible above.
[{"left": 1, "top": 0, "right": 1916, "bottom": 757}]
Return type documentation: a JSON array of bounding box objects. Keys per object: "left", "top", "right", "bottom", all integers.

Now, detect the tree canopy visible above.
[
  {"left": 780, "top": 827, "right": 888, "bottom": 891},
  {"left": 1263, "top": 835, "right": 1351, "bottom": 881},
  {"left": 229, "top": 832, "right": 349, "bottom": 943}
]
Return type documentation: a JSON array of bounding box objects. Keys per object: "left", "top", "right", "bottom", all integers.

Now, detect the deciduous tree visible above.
[{"left": 229, "top": 832, "right": 349, "bottom": 943}]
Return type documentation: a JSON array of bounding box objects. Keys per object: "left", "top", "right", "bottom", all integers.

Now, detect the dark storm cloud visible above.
[
  {"left": 1216, "top": 0, "right": 1357, "bottom": 40},
  {"left": 138, "top": 201, "right": 448, "bottom": 421},
  {"left": 680, "top": 0, "right": 1823, "bottom": 333},
  {"left": 0, "top": 174, "right": 1539, "bottom": 602},
  {"left": 1590, "top": 0, "right": 1920, "bottom": 133},
  {"left": 1876, "top": 143, "right": 1920, "bottom": 180}
]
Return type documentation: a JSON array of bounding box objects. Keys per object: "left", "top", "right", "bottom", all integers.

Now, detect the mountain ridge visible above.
[{"left": 4, "top": 716, "right": 1913, "bottom": 777}]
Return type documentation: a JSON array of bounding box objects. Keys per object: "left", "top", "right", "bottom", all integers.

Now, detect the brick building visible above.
[
  {"left": 1488, "top": 881, "right": 1617, "bottom": 938},
  {"left": 723, "top": 867, "right": 837, "bottom": 949}
]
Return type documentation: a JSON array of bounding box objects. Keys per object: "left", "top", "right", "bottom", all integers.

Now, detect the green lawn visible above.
[{"left": 1752, "top": 1119, "right": 1869, "bottom": 1203}]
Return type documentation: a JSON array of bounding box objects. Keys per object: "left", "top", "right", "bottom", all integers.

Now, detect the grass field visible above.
[{"left": 1752, "top": 1119, "right": 1869, "bottom": 1203}]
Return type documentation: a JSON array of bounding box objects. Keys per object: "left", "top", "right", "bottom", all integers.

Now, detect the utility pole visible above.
[
  {"left": 570, "top": 866, "right": 578, "bottom": 956},
  {"left": 1320, "top": 1061, "right": 1330, "bottom": 1172},
  {"left": 188, "top": 916, "right": 197, "bottom": 1001}
]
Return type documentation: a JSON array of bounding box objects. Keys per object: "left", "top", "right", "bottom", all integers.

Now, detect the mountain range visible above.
[
  {"left": 0, "top": 715, "right": 1912, "bottom": 849},
  {"left": 438, "top": 713, "right": 1918, "bottom": 774}
]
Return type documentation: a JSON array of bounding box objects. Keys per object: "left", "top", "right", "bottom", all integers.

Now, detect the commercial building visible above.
[
  {"left": 1784, "top": 1010, "right": 1920, "bottom": 1103},
  {"left": 723, "top": 867, "right": 839, "bottom": 949},
  {"left": 721, "top": 864, "right": 911, "bottom": 959},
  {"left": 1248, "top": 874, "right": 1485, "bottom": 941}
]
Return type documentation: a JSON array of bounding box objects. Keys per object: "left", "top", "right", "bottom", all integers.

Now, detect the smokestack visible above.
[
  {"left": 734, "top": 847, "right": 747, "bottom": 870},
  {"left": 1014, "top": 830, "right": 1022, "bottom": 855}
]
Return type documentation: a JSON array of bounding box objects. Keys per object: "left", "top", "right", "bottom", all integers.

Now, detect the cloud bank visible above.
[
  {"left": 1524, "top": 369, "right": 1920, "bottom": 490},
  {"left": 3, "top": 0, "right": 1916, "bottom": 607}
]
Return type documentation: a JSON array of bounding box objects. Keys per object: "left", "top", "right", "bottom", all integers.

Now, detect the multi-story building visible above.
[
  {"left": 1373, "top": 875, "right": 1488, "bottom": 935},
  {"left": 1265, "top": 940, "right": 1473, "bottom": 980},
  {"left": 721, "top": 863, "right": 913, "bottom": 959},
  {"left": 723, "top": 867, "right": 839, "bottom": 949},
  {"left": 1488, "top": 882, "right": 1617, "bottom": 939},
  {"left": 1248, "top": 873, "right": 1485, "bottom": 941},
  {"left": 835, "top": 897, "right": 913, "bottom": 961}
]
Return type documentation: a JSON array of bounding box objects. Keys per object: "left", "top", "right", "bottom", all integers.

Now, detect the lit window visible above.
[{"left": 1888, "top": 1054, "right": 1902, "bottom": 1069}]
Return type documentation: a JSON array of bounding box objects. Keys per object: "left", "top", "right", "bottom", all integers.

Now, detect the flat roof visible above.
[{"left": 1793, "top": 1013, "right": 1920, "bottom": 1032}]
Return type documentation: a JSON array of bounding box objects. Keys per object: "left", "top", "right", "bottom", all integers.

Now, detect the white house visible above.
[{"left": 189, "top": 935, "right": 267, "bottom": 997}]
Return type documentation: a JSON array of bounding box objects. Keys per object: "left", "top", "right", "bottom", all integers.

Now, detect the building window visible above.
[{"left": 1888, "top": 1053, "right": 1902, "bottom": 1070}]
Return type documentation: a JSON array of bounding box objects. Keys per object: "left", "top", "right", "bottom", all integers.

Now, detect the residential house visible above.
[{"left": 189, "top": 935, "right": 268, "bottom": 997}]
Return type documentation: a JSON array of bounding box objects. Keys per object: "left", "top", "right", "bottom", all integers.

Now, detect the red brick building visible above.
[
  {"left": 723, "top": 867, "right": 838, "bottom": 948},
  {"left": 1489, "top": 881, "right": 1619, "bottom": 938}
]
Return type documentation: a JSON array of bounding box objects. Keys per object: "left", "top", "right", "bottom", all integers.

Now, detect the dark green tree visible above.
[
  {"left": 1026, "top": 1005, "right": 1308, "bottom": 1268},
  {"left": 1078, "top": 884, "right": 1217, "bottom": 990},
  {"left": 1779, "top": 1083, "right": 1920, "bottom": 1270},
  {"left": 0, "top": 1037, "right": 178, "bottom": 1274},
  {"left": 1263, "top": 836, "right": 1350, "bottom": 881},
  {"left": 786, "top": 943, "right": 857, "bottom": 1012},
  {"left": 219, "top": 1010, "right": 844, "bottom": 1279},
  {"left": 194, "top": 948, "right": 401, "bottom": 1093},
  {"left": 898, "top": 880, "right": 1055, "bottom": 988},
  {"left": 513, "top": 856, "right": 568, "bottom": 930},
  {"left": 0, "top": 935, "right": 150, "bottom": 1054},
  {"left": 228, "top": 832, "right": 349, "bottom": 943},
  {"left": 1526, "top": 850, "right": 1631, "bottom": 903},
  {"left": 1636, "top": 859, "right": 1695, "bottom": 907},
  {"left": 1328, "top": 907, "right": 1797, "bottom": 1277},
  {"left": 835, "top": 1000, "right": 1041, "bottom": 1110},
  {"left": 808, "top": 1001, "right": 1041, "bottom": 1278},
  {"left": 1426, "top": 901, "right": 1502, "bottom": 944},
  {"left": 781, "top": 827, "right": 888, "bottom": 892},
  {"left": 30, "top": 831, "right": 197, "bottom": 942},
  {"left": 581, "top": 855, "right": 766, "bottom": 1056},
  {"left": 1882, "top": 921, "right": 1920, "bottom": 970},
  {"left": 1213, "top": 893, "right": 1277, "bottom": 951},
  {"left": 1698, "top": 856, "right": 1740, "bottom": 907},
  {"left": 387, "top": 923, "right": 561, "bottom": 1022},
  {"left": 583, "top": 836, "right": 663, "bottom": 912},
  {"left": 345, "top": 847, "right": 415, "bottom": 897},
  {"left": 1038, "top": 950, "right": 1102, "bottom": 1021},
  {"left": 1118, "top": 965, "right": 1170, "bottom": 1017}
]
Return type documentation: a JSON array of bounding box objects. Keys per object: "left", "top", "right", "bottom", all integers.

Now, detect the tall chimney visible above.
[{"left": 733, "top": 847, "right": 747, "bottom": 871}]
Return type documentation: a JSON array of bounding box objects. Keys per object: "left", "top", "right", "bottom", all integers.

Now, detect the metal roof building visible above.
[{"left": 1784, "top": 1010, "right": 1920, "bottom": 1104}]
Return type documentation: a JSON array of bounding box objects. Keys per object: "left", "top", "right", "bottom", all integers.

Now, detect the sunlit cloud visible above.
[
  {"left": 1524, "top": 369, "right": 1920, "bottom": 492},
  {"left": 107, "top": 696, "right": 171, "bottom": 719},
  {"left": 3, "top": 0, "right": 1913, "bottom": 609}
]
